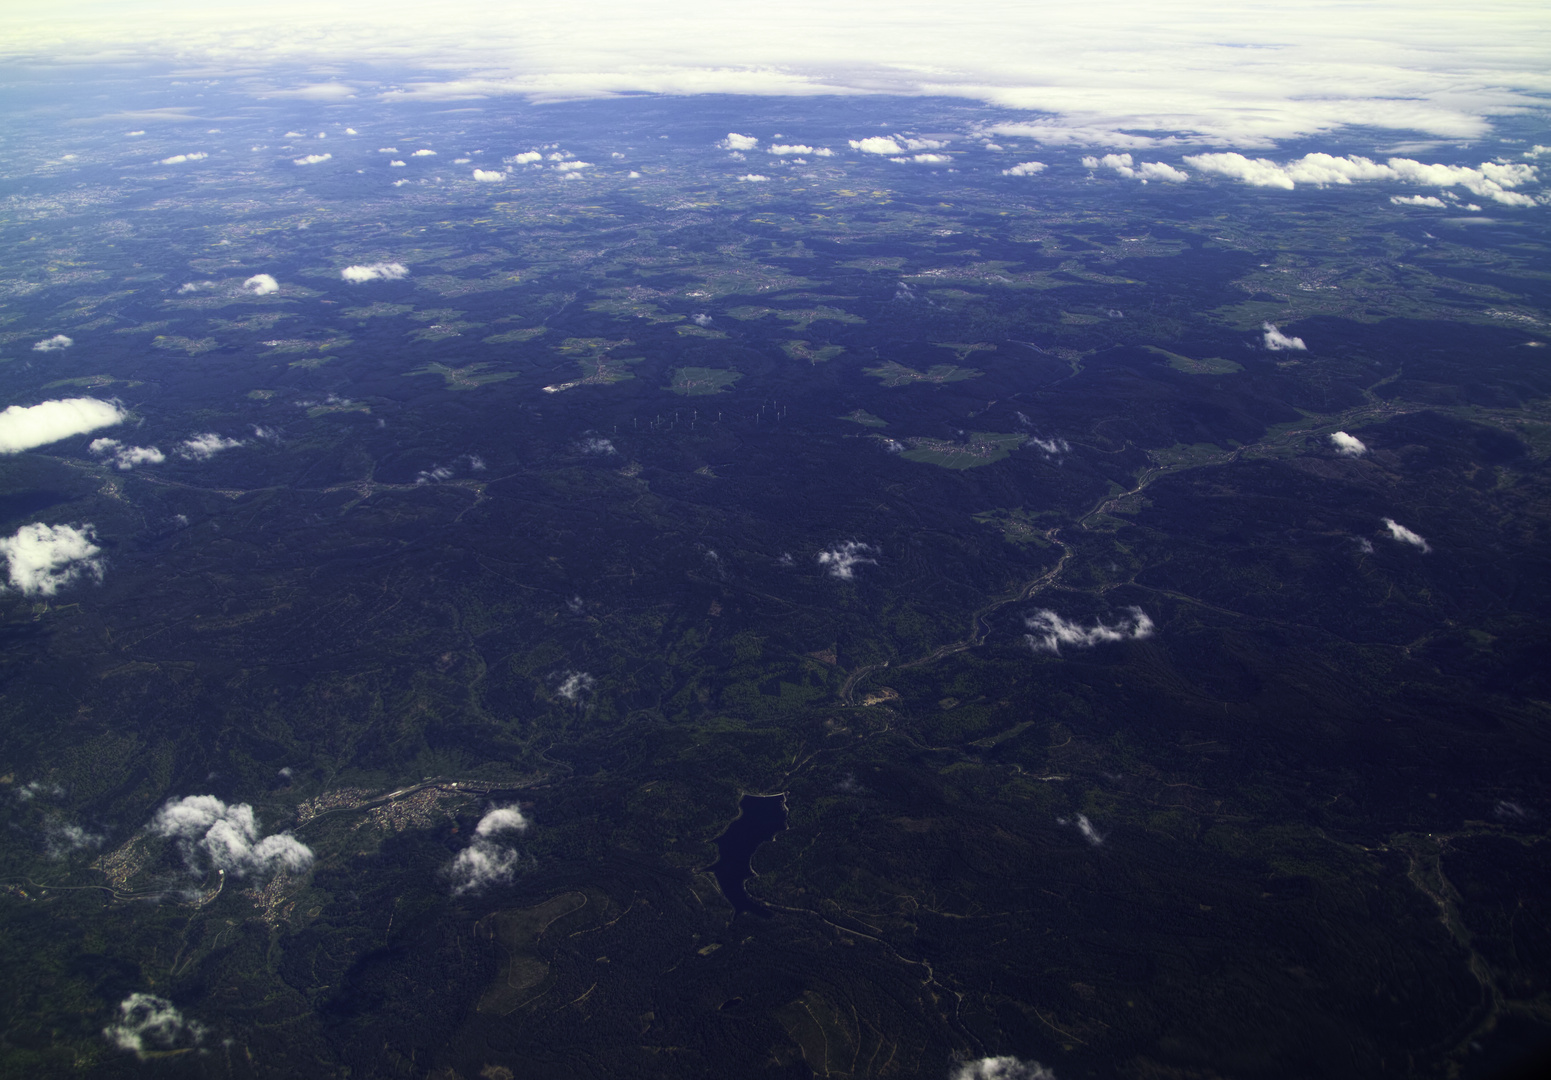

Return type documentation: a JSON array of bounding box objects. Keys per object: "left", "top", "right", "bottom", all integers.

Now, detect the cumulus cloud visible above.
[
  {"left": 738, "top": 173, "right": 770, "bottom": 182},
  {"left": 1002, "top": 161, "right": 1046, "bottom": 176},
  {"left": 817, "top": 541, "right": 878, "bottom": 580},
  {"left": 1025, "top": 607, "right": 1154, "bottom": 654},
  {"left": 580, "top": 436, "right": 616, "bottom": 455},
  {"left": 850, "top": 136, "right": 903, "bottom": 155},
  {"left": 769, "top": 143, "right": 814, "bottom": 155},
  {"left": 416, "top": 464, "right": 453, "bottom": 484},
  {"left": 1183, "top": 153, "right": 1539, "bottom": 205},
  {"left": 472, "top": 168, "right": 505, "bottom": 181},
  {"left": 556, "top": 671, "right": 595, "bottom": 701},
  {"left": 1329, "top": 431, "right": 1366, "bottom": 457},
  {"left": 1082, "top": 152, "right": 1188, "bottom": 182},
  {"left": 902, "top": 137, "right": 948, "bottom": 150},
  {"left": 293, "top": 153, "right": 332, "bottom": 165},
  {"left": 951, "top": 1057, "right": 1058, "bottom": 1080},
  {"left": 89, "top": 437, "right": 165, "bottom": 470},
  {"left": 1262, "top": 322, "right": 1306, "bottom": 351},
  {"left": 553, "top": 160, "right": 591, "bottom": 172},
  {"left": 242, "top": 273, "right": 279, "bottom": 295},
  {"left": 103, "top": 994, "right": 207, "bottom": 1059},
  {"left": 0, "top": 397, "right": 125, "bottom": 455},
  {"left": 509, "top": 150, "right": 542, "bottom": 164},
  {"left": 906, "top": 152, "right": 951, "bottom": 163},
  {"left": 723, "top": 133, "right": 758, "bottom": 151},
  {"left": 692, "top": 313, "right": 712, "bottom": 326},
  {"left": 389, "top": 159, "right": 407, "bottom": 166},
  {"left": 1073, "top": 814, "right": 1104, "bottom": 846},
  {"left": 1026, "top": 435, "right": 1070, "bottom": 459},
  {"left": 412, "top": 148, "right": 436, "bottom": 156},
  {"left": 1391, "top": 194, "right": 1446, "bottom": 207},
  {"left": 151, "top": 795, "right": 314, "bottom": 877},
  {"left": 1381, "top": 517, "right": 1430, "bottom": 552},
  {"left": 0, "top": 523, "right": 104, "bottom": 596},
  {"left": 158, "top": 152, "right": 207, "bottom": 165},
  {"left": 32, "top": 334, "right": 73, "bottom": 352},
  {"left": 180, "top": 433, "right": 242, "bottom": 460},
  {"left": 177, "top": 281, "right": 214, "bottom": 293},
  {"left": 340, "top": 261, "right": 409, "bottom": 282},
  {"left": 446, "top": 805, "right": 529, "bottom": 895}
]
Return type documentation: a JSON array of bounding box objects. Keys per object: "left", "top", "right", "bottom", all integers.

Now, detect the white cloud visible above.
[
  {"left": 177, "top": 281, "right": 214, "bottom": 293},
  {"left": 1391, "top": 194, "right": 1446, "bottom": 208},
  {"left": 412, "top": 148, "right": 436, "bottom": 156},
  {"left": 46, "top": 818, "right": 104, "bottom": 856},
  {"left": 475, "top": 805, "right": 528, "bottom": 837},
  {"left": 902, "top": 137, "right": 948, "bottom": 150},
  {"left": 1074, "top": 814, "right": 1104, "bottom": 846},
  {"left": 557, "top": 671, "right": 595, "bottom": 701},
  {"left": 242, "top": 273, "right": 279, "bottom": 295},
  {"left": 345, "top": 127, "right": 357, "bottom": 134},
  {"left": 723, "top": 133, "right": 758, "bottom": 151},
  {"left": 378, "top": 146, "right": 398, "bottom": 152},
  {"left": 817, "top": 541, "right": 878, "bottom": 580},
  {"left": 1183, "top": 152, "right": 1539, "bottom": 205},
  {"left": 15, "top": 4, "right": 1549, "bottom": 151},
  {"left": 89, "top": 437, "right": 165, "bottom": 470},
  {"left": 580, "top": 436, "right": 616, "bottom": 455},
  {"left": 951, "top": 1057, "right": 1058, "bottom": 1080},
  {"left": 1329, "top": 431, "right": 1366, "bottom": 457},
  {"left": 1025, "top": 607, "right": 1153, "bottom": 653},
  {"left": 158, "top": 152, "right": 207, "bottom": 165},
  {"left": 0, "top": 397, "right": 126, "bottom": 454},
  {"left": 416, "top": 464, "right": 453, "bottom": 484},
  {"left": 446, "top": 805, "right": 530, "bottom": 895},
  {"left": 340, "top": 261, "right": 409, "bottom": 282},
  {"left": 293, "top": 152, "right": 332, "bottom": 164},
  {"left": 692, "top": 313, "right": 712, "bottom": 326},
  {"left": 1082, "top": 152, "right": 1188, "bottom": 182},
  {"left": 1262, "top": 322, "right": 1306, "bottom": 351},
  {"left": 180, "top": 433, "right": 242, "bottom": 460},
  {"left": 1026, "top": 435, "right": 1070, "bottom": 459},
  {"left": 472, "top": 168, "right": 506, "bottom": 181},
  {"left": 850, "top": 136, "right": 903, "bottom": 155},
  {"left": 103, "top": 994, "right": 207, "bottom": 1059},
  {"left": 769, "top": 143, "right": 814, "bottom": 155},
  {"left": 0, "top": 523, "right": 105, "bottom": 596},
  {"left": 390, "top": 159, "right": 407, "bottom": 166},
  {"left": 1382, "top": 517, "right": 1430, "bottom": 552},
  {"left": 908, "top": 152, "right": 951, "bottom": 163},
  {"left": 738, "top": 173, "right": 770, "bottom": 182},
  {"left": 32, "top": 334, "right": 73, "bottom": 351},
  {"left": 151, "top": 794, "right": 314, "bottom": 877},
  {"left": 509, "top": 150, "right": 542, "bottom": 164},
  {"left": 1002, "top": 161, "right": 1046, "bottom": 176},
  {"left": 553, "top": 160, "right": 591, "bottom": 171}
]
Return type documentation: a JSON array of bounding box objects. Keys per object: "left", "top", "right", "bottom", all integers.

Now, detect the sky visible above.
[{"left": 2, "top": 1, "right": 1548, "bottom": 149}]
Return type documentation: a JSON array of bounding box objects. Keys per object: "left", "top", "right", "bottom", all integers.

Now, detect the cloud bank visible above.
[
  {"left": 0, "top": 397, "right": 125, "bottom": 454},
  {"left": 9, "top": 1, "right": 1543, "bottom": 149},
  {"left": 1183, "top": 153, "right": 1539, "bottom": 205},
  {"left": 151, "top": 794, "right": 315, "bottom": 877},
  {"left": 340, "top": 261, "right": 408, "bottom": 282},
  {"left": 1025, "top": 607, "right": 1154, "bottom": 654},
  {"left": 446, "top": 804, "right": 529, "bottom": 894},
  {"left": 0, "top": 522, "right": 105, "bottom": 596}
]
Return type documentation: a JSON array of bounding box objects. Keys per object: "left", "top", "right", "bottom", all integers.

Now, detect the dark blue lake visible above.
[{"left": 707, "top": 793, "right": 788, "bottom": 918}]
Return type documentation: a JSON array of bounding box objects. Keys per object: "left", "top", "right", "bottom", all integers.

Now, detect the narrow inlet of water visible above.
[{"left": 707, "top": 793, "right": 788, "bottom": 918}]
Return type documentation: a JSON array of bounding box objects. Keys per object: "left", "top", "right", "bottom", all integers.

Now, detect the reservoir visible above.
[{"left": 707, "top": 793, "right": 788, "bottom": 918}]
